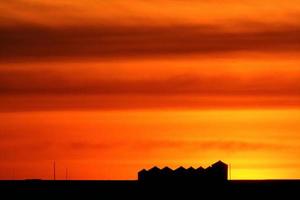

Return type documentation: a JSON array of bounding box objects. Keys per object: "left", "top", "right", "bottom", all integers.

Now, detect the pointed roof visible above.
[
  {"left": 197, "top": 166, "right": 204, "bottom": 171},
  {"left": 162, "top": 167, "right": 172, "bottom": 172},
  {"left": 187, "top": 167, "right": 195, "bottom": 172},
  {"left": 212, "top": 160, "right": 227, "bottom": 167},
  {"left": 175, "top": 166, "right": 186, "bottom": 172},
  {"left": 148, "top": 166, "right": 160, "bottom": 172},
  {"left": 138, "top": 169, "right": 147, "bottom": 174}
]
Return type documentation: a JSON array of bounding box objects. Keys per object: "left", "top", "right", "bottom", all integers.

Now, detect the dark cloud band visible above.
[
  {"left": 0, "top": 70, "right": 299, "bottom": 96},
  {"left": 1, "top": 24, "right": 300, "bottom": 61}
]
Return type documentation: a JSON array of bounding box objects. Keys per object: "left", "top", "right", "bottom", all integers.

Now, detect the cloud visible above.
[
  {"left": 69, "top": 142, "right": 114, "bottom": 151},
  {"left": 0, "top": 68, "right": 299, "bottom": 111},
  {"left": 1, "top": 24, "right": 300, "bottom": 61},
  {"left": 67, "top": 139, "right": 290, "bottom": 153},
  {"left": 131, "top": 140, "right": 288, "bottom": 152},
  {"left": 0, "top": 139, "right": 288, "bottom": 161},
  {"left": 0, "top": 70, "right": 299, "bottom": 96},
  {"left": 1, "top": 94, "right": 299, "bottom": 112}
]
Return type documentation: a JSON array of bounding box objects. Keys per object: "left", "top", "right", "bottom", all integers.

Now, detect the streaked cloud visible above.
[
  {"left": 1, "top": 0, "right": 300, "bottom": 27},
  {"left": 0, "top": 139, "right": 291, "bottom": 161},
  {"left": 0, "top": 68, "right": 299, "bottom": 96},
  {"left": 1, "top": 24, "right": 300, "bottom": 61},
  {"left": 130, "top": 140, "right": 289, "bottom": 152}
]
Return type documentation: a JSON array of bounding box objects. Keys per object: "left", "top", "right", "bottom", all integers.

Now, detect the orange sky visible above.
[{"left": 0, "top": 0, "right": 300, "bottom": 180}]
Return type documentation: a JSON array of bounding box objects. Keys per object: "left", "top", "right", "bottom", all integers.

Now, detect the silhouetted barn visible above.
[{"left": 138, "top": 161, "right": 228, "bottom": 183}]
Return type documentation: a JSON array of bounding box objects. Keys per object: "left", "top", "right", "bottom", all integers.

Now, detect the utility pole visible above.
[
  {"left": 53, "top": 161, "right": 56, "bottom": 181},
  {"left": 12, "top": 168, "right": 14, "bottom": 180},
  {"left": 65, "top": 168, "right": 68, "bottom": 180},
  {"left": 229, "top": 164, "right": 231, "bottom": 180}
]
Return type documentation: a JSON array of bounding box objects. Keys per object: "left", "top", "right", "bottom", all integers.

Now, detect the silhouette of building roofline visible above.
[{"left": 138, "top": 161, "right": 228, "bottom": 182}]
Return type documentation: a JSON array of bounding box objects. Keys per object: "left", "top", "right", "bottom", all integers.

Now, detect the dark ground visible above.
[{"left": 0, "top": 180, "right": 299, "bottom": 198}]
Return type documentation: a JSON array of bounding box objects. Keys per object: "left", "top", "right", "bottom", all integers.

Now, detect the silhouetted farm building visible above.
[{"left": 138, "top": 161, "right": 228, "bottom": 182}]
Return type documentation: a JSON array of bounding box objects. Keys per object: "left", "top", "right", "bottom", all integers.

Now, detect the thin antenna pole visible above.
[
  {"left": 66, "top": 168, "right": 68, "bottom": 180},
  {"left": 53, "top": 161, "right": 56, "bottom": 181},
  {"left": 229, "top": 164, "right": 231, "bottom": 180}
]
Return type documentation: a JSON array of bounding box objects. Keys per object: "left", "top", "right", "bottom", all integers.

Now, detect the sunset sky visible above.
[{"left": 0, "top": 0, "right": 300, "bottom": 180}]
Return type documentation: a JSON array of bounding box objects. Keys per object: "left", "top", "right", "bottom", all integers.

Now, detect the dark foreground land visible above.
[{"left": 0, "top": 180, "right": 299, "bottom": 198}]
